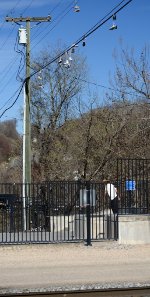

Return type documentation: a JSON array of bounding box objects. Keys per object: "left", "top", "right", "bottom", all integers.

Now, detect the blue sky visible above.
[{"left": 0, "top": 0, "right": 149, "bottom": 133}]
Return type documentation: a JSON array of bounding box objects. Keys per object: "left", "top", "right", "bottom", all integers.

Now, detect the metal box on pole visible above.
[{"left": 18, "top": 28, "right": 27, "bottom": 44}]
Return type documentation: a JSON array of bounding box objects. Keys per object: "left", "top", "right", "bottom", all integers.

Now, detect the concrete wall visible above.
[{"left": 118, "top": 215, "right": 150, "bottom": 244}]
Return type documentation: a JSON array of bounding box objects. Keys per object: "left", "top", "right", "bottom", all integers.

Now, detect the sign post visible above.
[{"left": 80, "top": 182, "right": 96, "bottom": 246}]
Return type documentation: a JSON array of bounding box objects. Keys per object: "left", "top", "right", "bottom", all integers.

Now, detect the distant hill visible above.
[{"left": 0, "top": 119, "right": 21, "bottom": 163}]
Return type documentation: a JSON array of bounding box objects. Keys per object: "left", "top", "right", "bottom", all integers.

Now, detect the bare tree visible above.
[
  {"left": 3, "top": 46, "right": 150, "bottom": 183},
  {"left": 111, "top": 45, "right": 150, "bottom": 102},
  {"left": 30, "top": 47, "right": 88, "bottom": 180}
]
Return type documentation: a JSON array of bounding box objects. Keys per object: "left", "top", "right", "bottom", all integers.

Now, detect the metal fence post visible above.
[{"left": 85, "top": 181, "right": 92, "bottom": 246}]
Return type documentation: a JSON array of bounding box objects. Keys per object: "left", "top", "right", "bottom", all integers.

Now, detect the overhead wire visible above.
[
  {"left": 0, "top": 0, "right": 24, "bottom": 91},
  {"left": 21, "top": 0, "right": 35, "bottom": 16},
  {"left": 0, "top": 82, "right": 24, "bottom": 119},
  {"left": 71, "top": 0, "right": 132, "bottom": 47},
  {"left": 30, "top": 0, "right": 63, "bottom": 42},
  {"left": 31, "top": 0, "right": 66, "bottom": 41},
  {"left": 0, "top": 55, "right": 18, "bottom": 82},
  {"left": 0, "top": 52, "right": 25, "bottom": 101},
  {"left": 49, "top": 0, "right": 63, "bottom": 14},
  {"left": 0, "top": 0, "right": 35, "bottom": 107},
  {"left": 0, "top": 33, "right": 25, "bottom": 100},
  {"left": 75, "top": 77, "right": 137, "bottom": 97},
  {"left": 0, "top": 0, "right": 22, "bottom": 34},
  {"left": 0, "top": 46, "right": 23, "bottom": 111},
  {"left": 31, "top": 0, "right": 74, "bottom": 47},
  {"left": 81, "top": 0, "right": 127, "bottom": 39},
  {"left": 0, "top": 0, "right": 133, "bottom": 119},
  {"left": 0, "top": 24, "right": 16, "bottom": 50},
  {"left": 14, "top": 32, "right": 26, "bottom": 82},
  {"left": 0, "top": 0, "right": 33, "bottom": 118},
  {"left": 0, "top": 68, "right": 22, "bottom": 98},
  {"left": 0, "top": 0, "right": 22, "bottom": 48},
  {"left": 0, "top": 0, "right": 35, "bottom": 72},
  {"left": 32, "top": 5, "right": 74, "bottom": 49},
  {"left": 0, "top": 0, "right": 73, "bottom": 88},
  {"left": 0, "top": 30, "right": 26, "bottom": 112},
  {"left": 30, "top": 0, "right": 133, "bottom": 78},
  {"left": 8, "top": 0, "right": 22, "bottom": 14},
  {"left": 31, "top": 0, "right": 127, "bottom": 54},
  {"left": 0, "top": 83, "right": 24, "bottom": 111},
  {"left": 76, "top": 78, "right": 150, "bottom": 108}
]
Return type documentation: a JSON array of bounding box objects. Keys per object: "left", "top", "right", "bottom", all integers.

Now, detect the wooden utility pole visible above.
[
  {"left": 6, "top": 16, "right": 51, "bottom": 230},
  {"left": 6, "top": 16, "right": 51, "bottom": 186}
]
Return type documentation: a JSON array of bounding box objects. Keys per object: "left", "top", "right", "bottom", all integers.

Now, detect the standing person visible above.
[{"left": 104, "top": 180, "right": 119, "bottom": 214}]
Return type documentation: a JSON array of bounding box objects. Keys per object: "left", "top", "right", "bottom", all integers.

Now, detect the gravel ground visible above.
[{"left": 0, "top": 241, "right": 150, "bottom": 294}]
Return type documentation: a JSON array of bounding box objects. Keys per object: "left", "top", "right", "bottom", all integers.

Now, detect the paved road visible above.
[{"left": 0, "top": 242, "right": 150, "bottom": 293}]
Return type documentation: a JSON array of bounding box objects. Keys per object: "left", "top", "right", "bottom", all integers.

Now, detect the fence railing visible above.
[
  {"left": 0, "top": 178, "right": 149, "bottom": 244},
  {"left": 0, "top": 181, "right": 117, "bottom": 243},
  {"left": 117, "top": 158, "right": 150, "bottom": 214}
]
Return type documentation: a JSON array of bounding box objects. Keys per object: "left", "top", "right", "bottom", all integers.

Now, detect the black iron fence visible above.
[
  {"left": 117, "top": 158, "right": 150, "bottom": 214},
  {"left": 0, "top": 168, "right": 149, "bottom": 244},
  {"left": 0, "top": 181, "right": 117, "bottom": 244}
]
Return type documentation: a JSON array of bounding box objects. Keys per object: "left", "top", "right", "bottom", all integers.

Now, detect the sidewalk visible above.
[{"left": 0, "top": 241, "right": 150, "bottom": 294}]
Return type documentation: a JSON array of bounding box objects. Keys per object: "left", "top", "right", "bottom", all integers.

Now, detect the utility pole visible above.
[
  {"left": 6, "top": 16, "right": 51, "bottom": 185},
  {"left": 6, "top": 16, "right": 51, "bottom": 230}
]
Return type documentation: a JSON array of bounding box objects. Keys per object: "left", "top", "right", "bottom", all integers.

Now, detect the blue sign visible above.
[{"left": 125, "top": 180, "right": 136, "bottom": 191}]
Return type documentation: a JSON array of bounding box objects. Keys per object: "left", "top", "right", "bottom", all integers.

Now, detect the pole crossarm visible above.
[{"left": 5, "top": 16, "right": 51, "bottom": 22}]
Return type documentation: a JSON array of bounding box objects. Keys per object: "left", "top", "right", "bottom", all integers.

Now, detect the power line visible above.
[
  {"left": 21, "top": 0, "right": 35, "bottom": 16},
  {"left": 14, "top": 32, "right": 26, "bottom": 82},
  {"left": 0, "top": 55, "right": 18, "bottom": 81},
  {"left": 0, "top": 69, "right": 20, "bottom": 97},
  {"left": 0, "top": 83, "right": 23, "bottom": 111},
  {"left": 8, "top": 0, "right": 22, "bottom": 14},
  {"left": 74, "top": 0, "right": 132, "bottom": 47},
  {"left": 75, "top": 77, "right": 137, "bottom": 97},
  {"left": 32, "top": 6, "right": 74, "bottom": 49},
  {"left": 0, "top": 83, "right": 24, "bottom": 118},
  {"left": 31, "top": 0, "right": 126, "bottom": 50},
  {"left": 30, "top": 0, "right": 64, "bottom": 42},
  {"left": 0, "top": 25, "right": 16, "bottom": 50},
  {"left": 0, "top": 0, "right": 22, "bottom": 49},
  {"left": 0, "top": 0, "right": 22, "bottom": 34},
  {"left": 0, "top": 38, "right": 25, "bottom": 101},
  {"left": 31, "top": 0, "right": 74, "bottom": 47},
  {"left": 30, "top": 0, "right": 133, "bottom": 79},
  {"left": 50, "top": 0, "right": 63, "bottom": 14},
  {"left": 0, "top": 0, "right": 60, "bottom": 52},
  {"left": 0, "top": 0, "right": 133, "bottom": 119},
  {"left": 81, "top": 0, "right": 127, "bottom": 40}
]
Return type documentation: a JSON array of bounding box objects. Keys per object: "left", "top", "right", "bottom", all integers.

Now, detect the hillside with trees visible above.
[{"left": 0, "top": 45, "right": 150, "bottom": 183}]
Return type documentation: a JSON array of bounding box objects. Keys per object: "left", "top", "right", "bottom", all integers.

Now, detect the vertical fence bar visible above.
[
  {"left": 146, "top": 160, "right": 149, "bottom": 213},
  {"left": 85, "top": 181, "right": 91, "bottom": 246}
]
